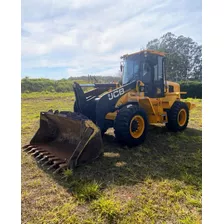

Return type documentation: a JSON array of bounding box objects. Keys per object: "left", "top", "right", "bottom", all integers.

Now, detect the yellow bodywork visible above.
[
  {"left": 129, "top": 115, "right": 145, "bottom": 138},
  {"left": 121, "top": 49, "right": 166, "bottom": 58},
  {"left": 105, "top": 80, "right": 195, "bottom": 124}
]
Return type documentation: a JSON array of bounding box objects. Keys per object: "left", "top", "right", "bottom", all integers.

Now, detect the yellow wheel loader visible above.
[{"left": 23, "top": 50, "right": 195, "bottom": 173}]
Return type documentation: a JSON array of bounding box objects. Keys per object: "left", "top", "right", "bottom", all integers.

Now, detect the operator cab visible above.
[{"left": 120, "top": 50, "right": 166, "bottom": 98}]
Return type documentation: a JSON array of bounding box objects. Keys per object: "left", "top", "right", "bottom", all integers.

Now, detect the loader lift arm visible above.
[
  {"left": 95, "top": 81, "right": 136, "bottom": 130},
  {"left": 73, "top": 82, "right": 115, "bottom": 122},
  {"left": 73, "top": 81, "right": 137, "bottom": 130}
]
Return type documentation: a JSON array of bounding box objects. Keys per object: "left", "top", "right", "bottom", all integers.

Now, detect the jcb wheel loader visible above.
[{"left": 23, "top": 50, "right": 195, "bottom": 173}]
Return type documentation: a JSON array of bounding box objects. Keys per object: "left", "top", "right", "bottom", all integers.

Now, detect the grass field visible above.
[{"left": 21, "top": 92, "right": 202, "bottom": 224}]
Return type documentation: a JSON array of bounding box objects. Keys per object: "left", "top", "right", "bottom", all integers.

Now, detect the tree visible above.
[{"left": 146, "top": 32, "right": 202, "bottom": 81}]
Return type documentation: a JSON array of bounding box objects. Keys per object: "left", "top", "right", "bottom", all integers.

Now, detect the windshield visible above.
[{"left": 122, "top": 54, "right": 140, "bottom": 85}]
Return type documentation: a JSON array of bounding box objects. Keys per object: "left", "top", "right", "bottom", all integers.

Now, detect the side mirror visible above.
[
  {"left": 120, "top": 64, "right": 123, "bottom": 72},
  {"left": 120, "top": 62, "right": 124, "bottom": 72}
]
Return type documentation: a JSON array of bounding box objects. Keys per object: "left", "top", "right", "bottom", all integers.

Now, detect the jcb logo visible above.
[{"left": 108, "top": 88, "right": 125, "bottom": 100}]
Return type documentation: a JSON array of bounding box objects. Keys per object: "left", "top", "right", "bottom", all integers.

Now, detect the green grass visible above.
[
  {"left": 38, "top": 200, "right": 79, "bottom": 224},
  {"left": 21, "top": 91, "right": 74, "bottom": 99},
  {"left": 91, "top": 196, "right": 121, "bottom": 223},
  {"left": 21, "top": 95, "right": 202, "bottom": 224},
  {"left": 70, "top": 180, "right": 102, "bottom": 201},
  {"left": 63, "top": 169, "right": 73, "bottom": 181}
]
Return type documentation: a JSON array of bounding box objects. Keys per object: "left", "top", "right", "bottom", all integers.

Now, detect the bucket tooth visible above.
[
  {"left": 38, "top": 156, "right": 47, "bottom": 163},
  {"left": 31, "top": 151, "right": 40, "bottom": 156},
  {"left": 48, "top": 157, "right": 61, "bottom": 163},
  {"left": 23, "top": 145, "right": 35, "bottom": 151},
  {"left": 47, "top": 160, "right": 64, "bottom": 171},
  {"left": 42, "top": 157, "right": 59, "bottom": 167},
  {"left": 27, "top": 147, "right": 38, "bottom": 153},
  {"left": 47, "top": 163, "right": 57, "bottom": 171},
  {"left": 35, "top": 151, "right": 50, "bottom": 158},
  {"left": 39, "top": 155, "right": 50, "bottom": 162},
  {"left": 36, "top": 152, "right": 45, "bottom": 159},
  {"left": 38, "top": 155, "right": 53, "bottom": 163},
  {"left": 26, "top": 148, "right": 34, "bottom": 153},
  {"left": 36, "top": 149, "right": 50, "bottom": 159},
  {"left": 42, "top": 159, "right": 51, "bottom": 167},
  {"left": 53, "top": 164, "right": 67, "bottom": 174},
  {"left": 35, "top": 153, "right": 42, "bottom": 159},
  {"left": 22, "top": 144, "right": 31, "bottom": 150},
  {"left": 30, "top": 149, "right": 47, "bottom": 157}
]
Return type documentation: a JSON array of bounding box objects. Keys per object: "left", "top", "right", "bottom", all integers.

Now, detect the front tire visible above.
[
  {"left": 114, "top": 105, "right": 148, "bottom": 147},
  {"left": 166, "top": 101, "right": 189, "bottom": 132}
]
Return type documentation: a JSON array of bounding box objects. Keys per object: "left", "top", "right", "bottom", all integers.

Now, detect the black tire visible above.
[
  {"left": 166, "top": 101, "right": 189, "bottom": 132},
  {"left": 114, "top": 105, "right": 148, "bottom": 147}
]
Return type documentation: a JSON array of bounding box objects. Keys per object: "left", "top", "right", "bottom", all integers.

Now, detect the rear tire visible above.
[
  {"left": 114, "top": 105, "right": 148, "bottom": 147},
  {"left": 166, "top": 101, "right": 189, "bottom": 132}
]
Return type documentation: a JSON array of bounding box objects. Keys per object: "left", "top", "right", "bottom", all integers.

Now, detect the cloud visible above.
[{"left": 21, "top": 0, "right": 202, "bottom": 79}]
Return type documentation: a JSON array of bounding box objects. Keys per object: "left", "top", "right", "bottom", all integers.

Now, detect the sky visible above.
[{"left": 21, "top": 0, "right": 202, "bottom": 79}]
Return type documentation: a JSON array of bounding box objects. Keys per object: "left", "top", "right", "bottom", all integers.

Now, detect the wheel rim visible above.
[
  {"left": 177, "top": 109, "right": 187, "bottom": 126},
  {"left": 129, "top": 115, "right": 145, "bottom": 138}
]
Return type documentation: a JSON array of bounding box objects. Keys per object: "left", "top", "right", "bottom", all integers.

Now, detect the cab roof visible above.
[{"left": 121, "top": 49, "right": 166, "bottom": 59}]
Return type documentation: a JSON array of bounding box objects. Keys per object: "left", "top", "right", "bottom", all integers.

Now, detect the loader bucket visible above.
[{"left": 22, "top": 111, "right": 103, "bottom": 173}]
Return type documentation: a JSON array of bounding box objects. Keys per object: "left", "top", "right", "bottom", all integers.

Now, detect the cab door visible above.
[{"left": 142, "top": 55, "right": 165, "bottom": 98}]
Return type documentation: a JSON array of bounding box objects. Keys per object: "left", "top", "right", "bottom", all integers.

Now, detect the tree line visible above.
[
  {"left": 146, "top": 32, "right": 202, "bottom": 81},
  {"left": 21, "top": 76, "right": 121, "bottom": 93}
]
